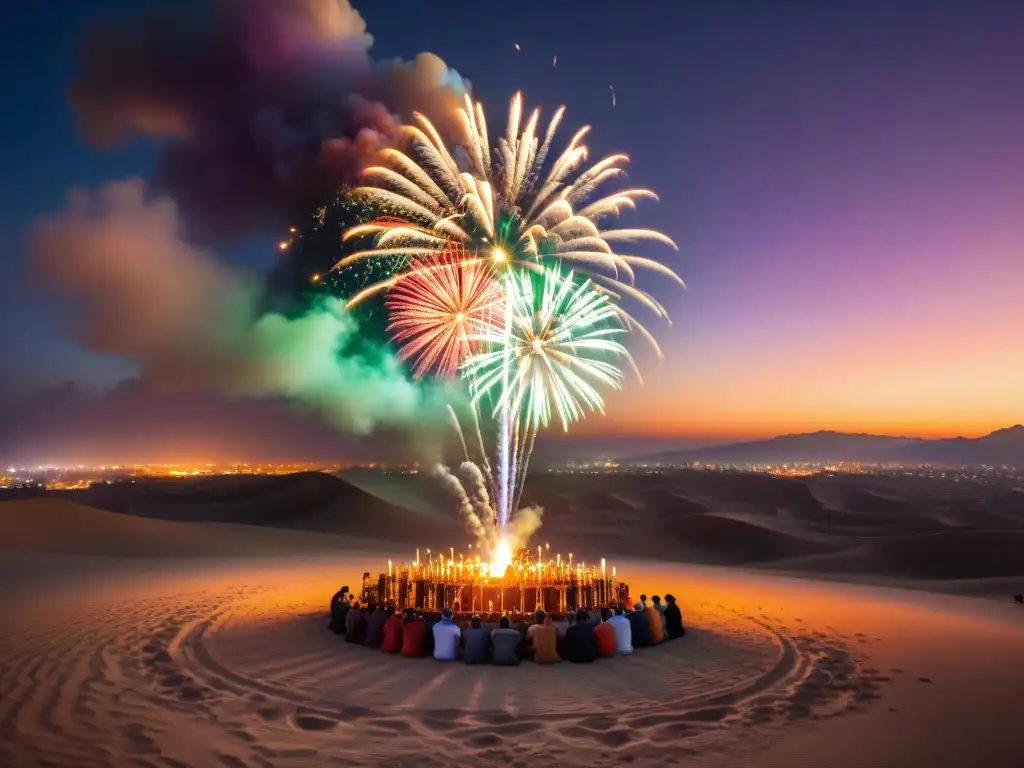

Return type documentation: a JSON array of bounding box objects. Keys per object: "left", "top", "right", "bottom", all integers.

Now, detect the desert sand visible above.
[{"left": 1, "top": 473, "right": 1023, "bottom": 767}]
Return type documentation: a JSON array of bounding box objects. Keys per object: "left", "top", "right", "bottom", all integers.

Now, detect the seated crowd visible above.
[{"left": 328, "top": 588, "right": 685, "bottom": 665}]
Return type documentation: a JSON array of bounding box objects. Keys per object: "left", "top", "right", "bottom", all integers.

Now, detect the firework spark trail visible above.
[
  {"left": 511, "top": 422, "right": 536, "bottom": 517},
  {"left": 446, "top": 404, "right": 470, "bottom": 462},
  {"left": 496, "top": 273, "right": 514, "bottom": 527}
]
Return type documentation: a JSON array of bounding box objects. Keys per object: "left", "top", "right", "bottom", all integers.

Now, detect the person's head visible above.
[
  {"left": 386, "top": 605, "right": 395, "bottom": 616},
  {"left": 499, "top": 615, "right": 511, "bottom": 629},
  {"left": 600, "top": 607, "right": 611, "bottom": 622},
  {"left": 535, "top": 609, "right": 546, "bottom": 624},
  {"left": 652, "top": 595, "right": 661, "bottom": 605},
  {"left": 543, "top": 613, "right": 554, "bottom": 626},
  {"left": 471, "top": 614, "right": 482, "bottom": 629},
  {"left": 640, "top": 593, "right": 647, "bottom": 602},
  {"left": 614, "top": 606, "right": 625, "bottom": 616},
  {"left": 353, "top": 600, "right": 361, "bottom": 609},
  {"left": 441, "top": 608, "right": 454, "bottom": 621},
  {"left": 403, "top": 608, "right": 416, "bottom": 622},
  {"left": 576, "top": 609, "right": 589, "bottom": 623},
  {"left": 340, "top": 585, "right": 349, "bottom": 594},
  {"left": 665, "top": 594, "right": 676, "bottom": 604}
]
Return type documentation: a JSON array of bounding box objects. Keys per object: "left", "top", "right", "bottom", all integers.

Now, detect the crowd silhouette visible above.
[{"left": 328, "top": 587, "right": 685, "bottom": 664}]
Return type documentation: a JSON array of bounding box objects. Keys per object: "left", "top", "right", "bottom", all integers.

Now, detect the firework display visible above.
[
  {"left": 385, "top": 241, "right": 503, "bottom": 379},
  {"left": 335, "top": 91, "right": 683, "bottom": 575}
]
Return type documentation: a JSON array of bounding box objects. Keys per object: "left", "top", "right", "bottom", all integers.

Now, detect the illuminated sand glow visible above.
[
  {"left": 364, "top": 544, "right": 628, "bottom": 614},
  {"left": 4, "top": 552, "right": 1021, "bottom": 768}
]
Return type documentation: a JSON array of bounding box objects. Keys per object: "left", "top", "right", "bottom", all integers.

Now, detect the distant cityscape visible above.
[
  {"left": 0, "top": 461, "right": 363, "bottom": 490},
  {"left": 548, "top": 460, "right": 1024, "bottom": 488},
  {"left": 4, "top": 457, "right": 1024, "bottom": 492}
]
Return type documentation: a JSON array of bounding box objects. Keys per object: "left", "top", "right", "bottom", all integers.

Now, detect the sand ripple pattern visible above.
[{"left": 0, "top": 586, "right": 886, "bottom": 767}]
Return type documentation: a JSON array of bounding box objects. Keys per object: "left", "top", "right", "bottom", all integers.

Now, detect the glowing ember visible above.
[{"left": 488, "top": 536, "right": 513, "bottom": 578}]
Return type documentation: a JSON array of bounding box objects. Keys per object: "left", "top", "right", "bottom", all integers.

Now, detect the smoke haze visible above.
[
  {"left": 68, "top": 0, "right": 468, "bottom": 241},
  {"left": 28, "top": 179, "right": 454, "bottom": 436}
]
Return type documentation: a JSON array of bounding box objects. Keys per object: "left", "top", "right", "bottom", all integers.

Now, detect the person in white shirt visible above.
[
  {"left": 432, "top": 608, "right": 461, "bottom": 661},
  {"left": 607, "top": 605, "right": 633, "bottom": 654}
]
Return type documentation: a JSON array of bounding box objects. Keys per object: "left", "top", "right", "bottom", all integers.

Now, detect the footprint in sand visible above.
[
  {"left": 257, "top": 706, "right": 284, "bottom": 722},
  {"left": 290, "top": 707, "right": 339, "bottom": 732},
  {"left": 599, "top": 729, "right": 634, "bottom": 747},
  {"left": 178, "top": 685, "right": 205, "bottom": 701},
  {"left": 917, "top": 677, "right": 933, "bottom": 684},
  {"left": 467, "top": 732, "right": 503, "bottom": 748}
]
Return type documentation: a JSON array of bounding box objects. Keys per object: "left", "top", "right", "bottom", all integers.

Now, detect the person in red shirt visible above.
[
  {"left": 380, "top": 606, "right": 403, "bottom": 653},
  {"left": 593, "top": 607, "right": 617, "bottom": 658},
  {"left": 400, "top": 610, "right": 428, "bottom": 658}
]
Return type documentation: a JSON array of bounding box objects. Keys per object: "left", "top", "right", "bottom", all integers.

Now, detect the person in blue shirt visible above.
[
  {"left": 461, "top": 615, "right": 491, "bottom": 664},
  {"left": 432, "top": 608, "right": 461, "bottom": 661},
  {"left": 564, "top": 609, "right": 598, "bottom": 663},
  {"left": 608, "top": 606, "right": 634, "bottom": 654},
  {"left": 627, "top": 603, "right": 653, "bottom": 647}
]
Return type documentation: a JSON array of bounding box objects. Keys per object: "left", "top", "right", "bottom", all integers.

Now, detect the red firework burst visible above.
[{"left": 385, "top": 243, "right": 503, "bottom": 379}]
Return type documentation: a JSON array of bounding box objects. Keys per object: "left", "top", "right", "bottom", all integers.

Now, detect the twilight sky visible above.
[{"left": 2, "top": 0, "right": 1023, "bottom": 463}]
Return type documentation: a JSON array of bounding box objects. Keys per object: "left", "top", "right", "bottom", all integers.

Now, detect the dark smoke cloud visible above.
[
  {"left": 28, "top": 179, "right": 457, "bottom": 435},
  {"left": 68, "top": 0, "right": 468, "bottom": 240}
]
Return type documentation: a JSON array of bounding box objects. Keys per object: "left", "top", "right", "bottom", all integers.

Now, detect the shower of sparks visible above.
[
  {"left": 463, "top": 265, "right": 632, "bottom": 432},
  {"left": 336, "top": 91, "right": 683, "bottom": 357},
  {"left": 385, "top": 245, "right": 504, "bottom": 379}
]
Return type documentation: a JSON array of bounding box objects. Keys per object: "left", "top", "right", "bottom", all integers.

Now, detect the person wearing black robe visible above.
[
  {"left": 345, "top": 601, "right": 368, "bottom": 644},
  {"left": 564, "top": 609, "right": 598, "bottom": 663},
  {"left": 664, "top": 594, "right": 685, "bottom": 639},
  {"left": 364, "top": 604, "right": 389, "bottom": 648},
  {"left": 328, "top": 586, "right": 350, "bottom": 635}
]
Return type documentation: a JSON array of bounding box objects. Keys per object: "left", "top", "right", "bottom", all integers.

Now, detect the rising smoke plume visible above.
[
  {"left": 29, "top": 179, "right": 454, "bottom": 434},
  {"left": 68, "top": 0, "right": 468, "bottom": 240},
  {"left": 431, "top": 462, "right": 544, "bottom": 554}
]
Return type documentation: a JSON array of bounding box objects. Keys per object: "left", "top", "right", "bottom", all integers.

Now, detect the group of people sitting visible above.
[{"left": 328, "top": 587, "right": 685, "bottom": 665}]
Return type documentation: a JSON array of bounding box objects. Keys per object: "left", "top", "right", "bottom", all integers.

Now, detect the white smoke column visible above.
[
  {"left": 459, "top": 461, "right": 496, "bottom": 539},
  {"left": 431, "top": 464, "right": 486, "bottom": 542},
  {"left": 505, "top": 505, "right": 545, "bottom": 551}
]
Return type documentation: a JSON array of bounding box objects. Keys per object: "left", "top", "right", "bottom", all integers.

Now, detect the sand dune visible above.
[
  {"left": 661, "top": 513, "right": 838, "bottom": 563},
  {"left": 0, "top": 497, "right": 368, "bottom": 558},
  {"left": 60, "top": 472, "right": 464, "bottom": 544},
  {"left": 767, "top": 530, "right": 1024, "bottom": 580}
]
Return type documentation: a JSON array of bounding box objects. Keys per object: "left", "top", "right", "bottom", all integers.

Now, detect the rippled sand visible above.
[{"left": 1, "top": 554, "right": 1020, "bottom": 767}]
